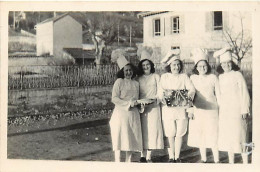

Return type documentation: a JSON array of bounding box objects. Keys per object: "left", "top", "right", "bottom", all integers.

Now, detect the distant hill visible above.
[
  {"left": 9, "top": 11, "right": 143, "bottom": 41},
  {"left": 8, "top": 12, "right": 143, "bottom": 56}
]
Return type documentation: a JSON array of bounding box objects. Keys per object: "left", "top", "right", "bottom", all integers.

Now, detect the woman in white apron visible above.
[
  {"left": 214, "top": 47, "right": 251, "bottom": 164},
  {"left": 137, "top": 50, "right": 164, "bottom": 162},
  {"left": 110, "top": 50, "right": 144, "bottom": 162},
  {"left": 187, "top": 48, "right": 220, "bottom": 163},
  {"left": 158, "top": 49, "right": 195, "bottom": 163}
]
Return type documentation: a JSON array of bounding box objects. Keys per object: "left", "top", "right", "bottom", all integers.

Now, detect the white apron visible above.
[
  {"left": 138, "top": 74, "right": 164, "bottom": 149},
  {"left": 218, "top": 71, "right": 250, "bottom": 153},
  {"left": 110, "top": 78, "right": 143, "bottom": 151},
  {"left": 188, "top": 74, "right": 220, "bottom": 148}
]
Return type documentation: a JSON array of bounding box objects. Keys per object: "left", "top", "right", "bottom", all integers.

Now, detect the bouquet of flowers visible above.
[{"left": 164, "top": 89, "right": 193, "bottom": 108}]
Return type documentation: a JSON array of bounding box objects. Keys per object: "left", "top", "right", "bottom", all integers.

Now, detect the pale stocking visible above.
[
  {"left": 125, "top": 151, "right": 132, "bottom": 162},
  {"left": 228, "top": 151, "right": 234, "bottom": 164},
  {"left": 175, "top": 137, "right": 183, "bottom": 159},
  {"left": 146, "top": 150, "right": 152, "bottom": 160},
  {"left": 114, "top": 150, "right": 120, "bottom": 162},
  {"left": 141, "top": 150, "right": 147, "bottom": 158},
  {"left": 212, "top": 148, "right": 219, "bottom": 163},
  {"left": 199, "top": 147, "right": 207, "bottom": 161},
  {"left": 167, "top": 137, "right": 175, "bottom": 159},
  {"left": 242, "top": 153, "right": 248, "bottom": 164}
]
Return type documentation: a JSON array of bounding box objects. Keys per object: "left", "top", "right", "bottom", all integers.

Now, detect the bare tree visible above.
[
  {"left": 222, "top": 14, "right": 252, "bottom": 65},
  {"left": 85, "top": 12, "right": 119, "bottom": 66}
]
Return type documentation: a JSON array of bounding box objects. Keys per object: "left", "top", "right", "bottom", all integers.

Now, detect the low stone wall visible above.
[{"left": 8, "top": 86, "right": 113, "bottom": 118}]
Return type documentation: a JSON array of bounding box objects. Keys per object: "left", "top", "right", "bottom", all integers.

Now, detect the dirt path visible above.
[{"left": 8, "top": 119, "right": 251, "bottom": 163}]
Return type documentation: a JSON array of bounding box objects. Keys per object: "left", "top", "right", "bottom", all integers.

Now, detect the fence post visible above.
[
  {"left": 20, "top": 66, "right": 23, "bottom": 90},
  {"left": 77, "top": 66, "right": 80, "bottom": 87}
]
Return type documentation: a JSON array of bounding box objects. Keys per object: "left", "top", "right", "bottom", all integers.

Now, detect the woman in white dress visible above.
[
  {"left": 187, "top": 48, "right": 220, "bottom": 163},
  {"left": 110, "top": 52, "right": 144, "bottom": 162},
  {"left": 137, "top": 50, "right": 164, "bottom": 163},
  {"left": 159, "top": 49, "right": 195, "bottom": 163},
  {"left": 214, "top": 47, "right": 250, "bottom": 164}
]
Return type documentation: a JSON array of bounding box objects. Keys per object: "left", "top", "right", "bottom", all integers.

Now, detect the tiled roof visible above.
[
  {"left": 37, "top": 13, "right": 84, "bottom": 26},
  {"left": 137, "top": 11, "right": 169, "bottom": 17}
]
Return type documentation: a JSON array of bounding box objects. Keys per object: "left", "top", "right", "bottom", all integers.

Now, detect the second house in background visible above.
[{"left": 138, "top": 11, "right": 252, "bottom": 63}]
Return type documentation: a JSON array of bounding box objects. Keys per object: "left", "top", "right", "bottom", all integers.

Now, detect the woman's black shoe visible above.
[
  {"left": 197, "top": 160, "right": 206, "bottom": 163},
  {"left": 168, "top": 159, "right": 175, "bottom": 163},
  {"left": 175, "top": 158, "right": 182, "bottom": 163},
  {"left": 139, "top": 157, "right": 147, "bottom": 163}
]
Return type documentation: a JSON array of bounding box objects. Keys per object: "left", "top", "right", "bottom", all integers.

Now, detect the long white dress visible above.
[
  {"left": 137, "top": 73, "right": 164, "bottom": 150},
  {"left": 218, "top": 70, "right": 250, "bottom": 153},
  {"left": 158, "top": 73, "right": 195, "bottom": 137},
  {"left": 187, "top": 74, "right": 220, "bottom": 148},
  {"left": 109, "top": 78, "right": 143, "bottom": 151}
]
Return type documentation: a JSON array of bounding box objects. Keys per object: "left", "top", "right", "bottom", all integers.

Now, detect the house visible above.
[
  {"left": 138, "top": 11, "right": 252, "bottom": 63},
  {"left": 36, "top": 13, "right": 83, "bottom": 57}
]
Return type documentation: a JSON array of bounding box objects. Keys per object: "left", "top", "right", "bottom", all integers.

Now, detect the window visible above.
[
  {"left": 172, "top": 17, "right": 180, "bottom": 33},
  {"left": 171, "top": 46, "right": 180, "bottom": 50},
  {"left": 213, "top": 11, "right": 223, "bottom": 30},
  {"left": 154, "top": 19, "right": 161, "bottom": 36}
]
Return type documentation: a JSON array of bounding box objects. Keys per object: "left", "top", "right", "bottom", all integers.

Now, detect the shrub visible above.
[{"left": 47, "top": 51, "right": 75, "bottom": 66}]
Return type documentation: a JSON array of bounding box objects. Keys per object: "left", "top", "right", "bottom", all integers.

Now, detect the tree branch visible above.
[{"left": 239, "top": 16, "right": 244, "bottom": 56}]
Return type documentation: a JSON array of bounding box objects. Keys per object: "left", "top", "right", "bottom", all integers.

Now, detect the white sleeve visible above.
[
  {"left": 155, "top": 74, "right": 161, "bottom": 99},
  {"left": 111, "top": 79, "right": 132, "bottom": 111},
  {"left": 213, "top": 75, "right": 221, "bottom": 107},
  {"left": 184, "top": 74, "right": 196, "bottom": 99},
  {"left": 186, "top": 75, "right": 195, "bottom": 113},
  {"left": 158, "top": 74, "right": 166, "bottom": 101},
  {"left": 237, "top": 72, "right": 251, "bottom": 114}
]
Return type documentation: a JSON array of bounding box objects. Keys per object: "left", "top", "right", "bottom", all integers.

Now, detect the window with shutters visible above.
[
  {"left": 153, "top": 19, "right": 161, "bottom": 36},
  {"left": 213, "top": 11, "right": 223, "bottom": 30},
  {"left": 172, "top": 16, "right": 180, "bottom": 33}
]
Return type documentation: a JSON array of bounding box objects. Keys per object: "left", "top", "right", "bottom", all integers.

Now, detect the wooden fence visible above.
[
  {"left": 8, "top": 64, "right": 119, "bottom": 90},
  {"left": 8, "top": 62, "right": 252, "bottom": 90}
]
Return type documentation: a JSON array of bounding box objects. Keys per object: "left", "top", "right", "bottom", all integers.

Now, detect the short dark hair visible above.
[
  {"left": 164, "top": 59, "right": 184, "bottom": 73},
  {"left": 192, "top": 60, "right": 212, "bottom": 75},
  {"left": 116, "top": 63, "right": 138, "bottom": 79},
  {"left": 137, "top": 59, "right": 155, "bottom": 76},
  {"left": 216, "top": 60, "right": 240, "bottom": 74}
]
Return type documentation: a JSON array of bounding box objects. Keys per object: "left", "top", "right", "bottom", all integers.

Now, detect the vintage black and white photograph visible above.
[{"left": 1, "top": 1, "right": 260, "bottom": 172}]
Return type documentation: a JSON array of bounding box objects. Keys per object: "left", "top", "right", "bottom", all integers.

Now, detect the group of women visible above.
[{"left": 109, "top": 47, "right": 250, "bottom": 164}]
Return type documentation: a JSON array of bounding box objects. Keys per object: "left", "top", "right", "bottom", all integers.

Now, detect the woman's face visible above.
[
  {"left": 142, "top": 60, "right": 151, "bottom": 75},
  {"left": 170, "top": 60, "right": 181, "bottom": 74},
  {"left": 221, "top": 60, "right": 232, "bottom": 73},
  {"left": 123, "top": 65, "right": 133, "bottom": 79},
  {"left": 196, "top": 60, "right": 208, "bottom": 75}
]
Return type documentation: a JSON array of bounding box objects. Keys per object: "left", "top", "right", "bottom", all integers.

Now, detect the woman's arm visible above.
[
  {"left": 111, "top": 79, "right": 134, "bottom": 111},
  {"left": 237, "top": 72, "right": 251, "bottom": 116},
  {"left": 214, "top": 75, "right": 221, "bottom": 106},
  {"left": 155, "top": 74, "right": 161, "bottom": 104},
  {"left": 187, "top": 75, "right": 195, "bottom": 118},
  {"left": 157, "top": 74, "right": 166, "bottom": 104},
  {"left": 184, "top": 74, "right": 196, "bottom": 100}
]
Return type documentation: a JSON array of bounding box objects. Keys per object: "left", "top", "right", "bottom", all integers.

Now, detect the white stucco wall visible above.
[
  {"left": 36, "top": 21, "right": 53, "bottom": 56},
  {"left": 142, "top": 11, "right": 252, "bottom": 62},
  {"left": 53, "top": 15, "right": 82, "bottom": 58}
]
